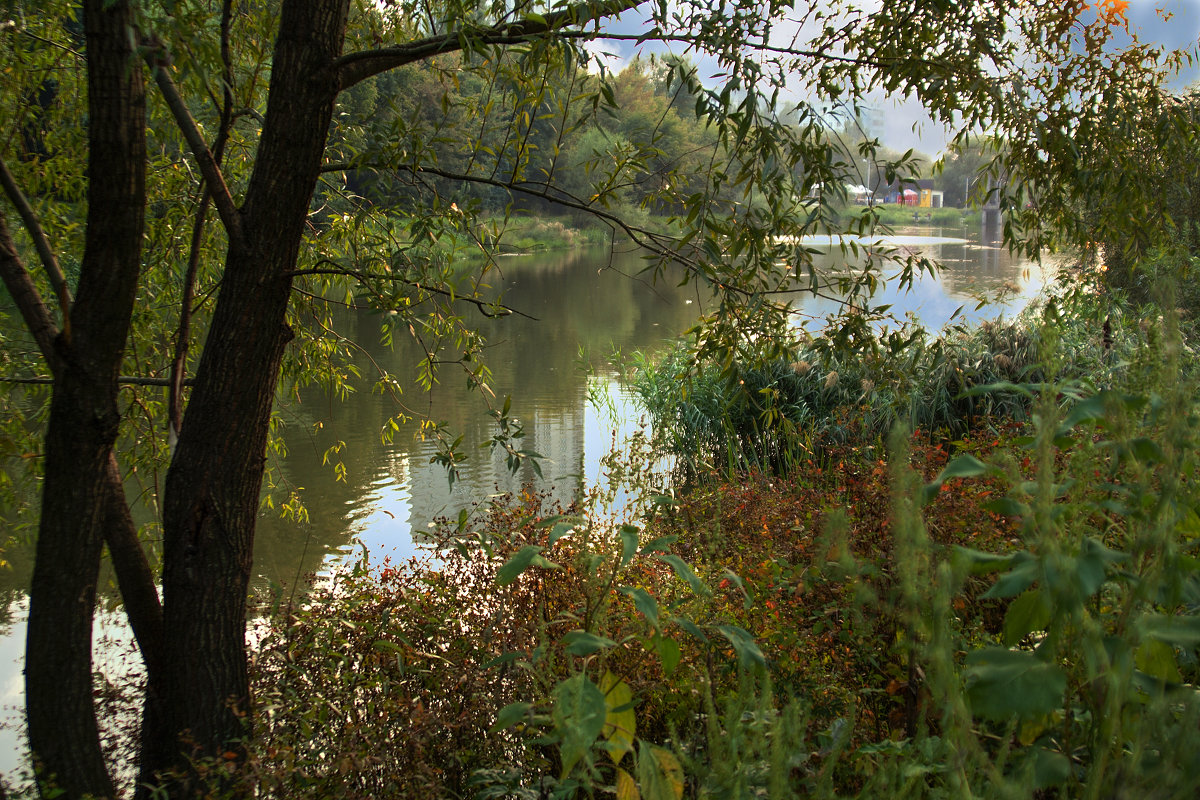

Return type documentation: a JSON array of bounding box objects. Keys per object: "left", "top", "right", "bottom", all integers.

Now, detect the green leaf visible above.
[
  {"left": 953, "top": 546, "right": 1015, "bottom": 575},
  {"left": 548, "top": 520, "right": 576, "bottom": 545},
  {"left": 492, "top": 701, "right": 532, "bottom": 732},
  {"left": 959, "top": 380, "right": 1039, "bottom": 400},
  {"left": 657, "top": 554, "right": 708, "bottom": 596},
  {"left": 982, "top": 552, "right": 1040, "bottom": 599},
  {"left": 496, "top": 545, "right": 543, "bottom": 586},
  {"left": 1074, "top": 537, "right": 1126, "bottom": 597},
  {"left": 922, "top": 454, "right": 991, "bottom": 504},
  {"left": 1135, "top": 639, "right": 1182, "bottom": 684},
  {"left": 619, "top": 525, "right": 640, "bottom": 570},
  {"left": 1002, "top": 588, "right": 1052, "bottom": 646},
  {"left": 562, "top": 630, "right": 617, "bottom": 657},
  {"left": 637, "top": 742, "right": 684, "bottom": 800},
  {"left": 1030, "top": 747, "right": 1071, "bottom": 789},
  {"left": 1129, "top": 437, "right": 1166, "bottom": 465},
  {"left": 483, "top": 651, "right": 522, "bottom": 669},
  {"left": 640, "top": 535, "right": 678, "bottom": 554},
  {"left": 717, "top": 624, "right": 766, "bottom": 672},
  {"left": 1140, "top": 613, "right": 1200, "bottom": 646},
  {"left": 654, "top": 634, "right": 681, "bottom": 676},
  {"left": 938, "top": 453, "right": 992, "bottom": 480},
  {"left": 964, "top": 648, "right": 1067, "bottom": 721},
  {"left": 672, "top": 617, "right": 709, "bottom": 643},
  {"left": 983, "top": 496, "right": 1029, "bottom": 517},
  {"left": 552, "top": 674, "right": 607, "bottom": 777},
  {"left": 616, "top": 767, "right": 640, "bottom": 800},
  {"left": 1056, "top": 393, "right": 1110, "bottom": 434},
  {"left": 619, "top": 586, "right": 660, "bottom": 630},
  {"left": 601, "top": 670, "right": 635, "bottom": 764}
]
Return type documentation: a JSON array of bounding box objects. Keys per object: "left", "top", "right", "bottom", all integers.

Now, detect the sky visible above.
[{"left": 589, "top": 0, "right": 1200, "bottom": 157}]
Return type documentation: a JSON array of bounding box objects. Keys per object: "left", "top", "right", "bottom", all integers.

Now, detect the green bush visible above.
[{"left": 631, "top": 279, "right": 1168, "bottom": 482}]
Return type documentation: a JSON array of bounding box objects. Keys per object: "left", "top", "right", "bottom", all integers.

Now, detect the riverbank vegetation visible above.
[
  {"left": 2, "top": 0, "right": 1200, "bottom": 797},
  {"left": 221, "top": 278, "right": 1200, "bottom": 798}
]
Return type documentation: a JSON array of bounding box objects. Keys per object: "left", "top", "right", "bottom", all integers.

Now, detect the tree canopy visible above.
[{"left": 0, "top": 0, "right": 1196, "bottom": 796}]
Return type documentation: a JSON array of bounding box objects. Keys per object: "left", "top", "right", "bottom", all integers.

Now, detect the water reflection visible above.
[
  {"left": 0, "top": 223, "right": 1050, "bottom": 781},
  {"left": 791, "top": 226, "right": 1049, "bottom": 330},
  {"left": 252, "top": 228, "right": 1050, "bottom": 588},
  {"left": 253, "top": 245, "right": 705, "bottom": 589}
]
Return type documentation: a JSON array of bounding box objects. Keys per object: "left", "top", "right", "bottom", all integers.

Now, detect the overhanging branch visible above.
[
  {"left": 335, "top": 0, "right": 644, "bottom": 91},
  {"left": 285, "top": 263, "right": 539, "bottom": 320}
]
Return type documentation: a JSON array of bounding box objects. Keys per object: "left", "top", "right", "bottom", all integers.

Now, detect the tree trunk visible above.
[
  {"left": 24, "top": 0, "right": 146, "bottom": 797},
  {"left": 139, "top": 0, "right": 350, "bottom": 792}
]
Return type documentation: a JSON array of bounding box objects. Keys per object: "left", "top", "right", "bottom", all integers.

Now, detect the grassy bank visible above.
[
  {"left": 488, "top": 215, "right": 613, "bottom": 253},
  {"left": 840, "top": 203, "right": 977, "bottom": 229}
]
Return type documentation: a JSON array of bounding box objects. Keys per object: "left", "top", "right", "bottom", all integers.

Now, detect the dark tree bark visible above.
[
  {"left": 139, "top": 0, "right": 351, "bottom": 791},
  {"left": 23, "top": 0, "right": 146, "bottom": 797}
]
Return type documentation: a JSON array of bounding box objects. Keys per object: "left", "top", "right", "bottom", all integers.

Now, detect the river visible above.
[{"left": 0, "top": 222, "right": 1052, "bottom": 779}]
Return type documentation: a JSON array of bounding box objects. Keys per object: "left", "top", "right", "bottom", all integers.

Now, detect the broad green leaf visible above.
[
  {"left": 671, "top": 617, "right": 709, "bottom": 643},
  {"left": 552, "top": 674, "right": 607, "bottom": 777},
  {"left": 619, "top": 586, "right": 660, "bottom": 630},
  {"left": 1002, "top": 588, "right": 1052, "bottom": 646},
  {"left": 958, "top": 381, "right": 1040, "bottom": 400},
  {"left": 1056, "top": 393, "right": 1110, "bottom": 434},
  {"left": 1030, "top": 747, "right": 1071, "bottom": 789},
  {"left": 562, "top": 630, "right": 617, "bottom": 657},
  {"left": 1129, "top": 437, "right": 1166, "bottom": 465},
  {"left": 717, "top": 624, "right": 766, "bottom": 672},
  {"left": 938, "top": 453, "right": 991, "bottom": 480},
  {"left": 1074, "top": 537, "right": 1127, "bottom": 597},
  {"left": 964, "top": 648, "right": 1067, "bottom": 721},
  {"left": 601, "top": 670, "right": 635, "bottom": 764},
  {"left": 922, "top": 454, "right": 991, "bottom": 504},
  {"left": 1135, "top": 639, "right": 1182, "bottom": 684},
  {"left": 953, "top": 546, "right": 1015, "bottom": 575},
  {"left": 657, "top": 554, "right": 708, "bottom": 596},
  {"left": 654, "top": 635, "right": 681, "bottom": 676},
  {"left": 640, "top": 535, "right": 678, "bottom": 554},
  {"left": 492, "top": 701, "right": 532, "bottom": 732},
  {"left": 483, "top": 651, "right": 522, "bottom": 669},
  {"left": 496, "top": 545, "right": 543, "bottom": 586},
  {"left": 616, "top": 767, "right": 640, "bottom": 800},
  {"left": 1140, "top": 613, "right": 1200, "bottom": 646},
  {"left": 530, "top": 554, "right": 561, "bottom": 570},
  {"left": 548, "top": 520, "right": 576, "bottom": 545},
  {"left": 637, "top": 742, "right": 684, "bottom": 800},
  {"left": 982, "top": 552, "right": 1041, "bottom": 599},
  {"left": 983, "top": 496, "right": 1029, "bottom": 517},
  {"left": 619, "top": 525, "right": 640, "bottom": 570}
]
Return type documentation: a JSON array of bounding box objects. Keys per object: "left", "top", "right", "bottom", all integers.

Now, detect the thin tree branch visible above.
[
  {"left": 0, "top": 155, "right": 73, "bottom": 342},
  {"left": 335, "top": 0, "right": 644, "bottom": 91},
  {"left": 142, "top": 42, "right": 244, "bottom": 245},
  {"left": 0, "top": 211, "right": 63, "bottom": 371},
  {"left": 1, "top": 375, "right": 192, "bottom": 386},
  {"left": 168, "top": 0, "right": 238, "bottom": 447},
  {"left": 286, "top": 264, "right": 539, "bottom": 320}
]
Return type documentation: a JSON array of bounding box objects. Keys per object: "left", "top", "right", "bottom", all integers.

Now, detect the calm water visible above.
[{"left": 0, "top": 223, "right": 1052, "bottom": 776}]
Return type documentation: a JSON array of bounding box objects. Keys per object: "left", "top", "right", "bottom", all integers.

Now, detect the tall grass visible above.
[{"left": 632, "top": 279, "right": 1156, "bottom": 482}]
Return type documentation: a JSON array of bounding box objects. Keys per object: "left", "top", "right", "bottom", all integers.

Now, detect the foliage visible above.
[
  {"left": 2, "top": 0, "right": 1199, "bottom": 794},
  {"left": 631, "top": 275, "right": 1170, "bottom": 483},
  {"left": 228, "top": 300, "right": 1200, "bottom": 797}
]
